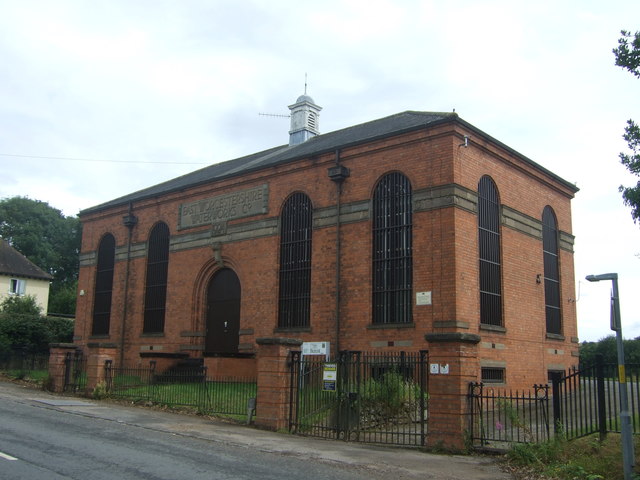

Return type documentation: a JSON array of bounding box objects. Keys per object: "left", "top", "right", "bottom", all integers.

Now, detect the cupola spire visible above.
[{"left": 288, "top": 84, "right": 322, "bottom": 146}]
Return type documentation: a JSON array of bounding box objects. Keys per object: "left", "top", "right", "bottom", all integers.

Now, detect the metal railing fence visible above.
[
  {"left": 468, "top": 383, "right": 550, "bottom": 448},
  {"left": 469, "top": 358, "right": 640, "bottom": 448},
  {"left": 104, "top": 361, "right": 256, "bottom": 417},
  {"left": 0, "top": 349, "right": 49, "bottom": 381},
  {"left": 289, "top": 350, "right": 429, "bottom": 446}
]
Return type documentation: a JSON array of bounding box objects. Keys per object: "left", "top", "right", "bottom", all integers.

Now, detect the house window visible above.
[
  {"left": 278, "top": 192, "right": 312, "bottom": 328},
  {"left": 9, "top": 278, "right": 26, "bottom": 295},
  {"left": 481, "top": 367, "right": 505, "bottom": 384},
  {"left": 92, "top": 233, "right": 115, "bottom": 336},
  {"left": 372, "top": 172, "right": 413, "bottom": 324},
  {"left": 143, "top": 222, "right": 170, "bottom": 334},
  {"left": 478, "top": 176, "right": 503, "bottom": 326},
  {"left": 542, "top": 206, "right": 561, "bottom": 334}
]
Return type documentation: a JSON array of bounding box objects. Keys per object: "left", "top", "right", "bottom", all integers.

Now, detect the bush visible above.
[
  {"left": 0, "top": 296, "right": 74, "bottom": 354},
  {"left": 0, "top": 295, "right": 42, "bottom": 316},
  {"left": 358, "top": 370, "right": 425, "bottom": 428}
]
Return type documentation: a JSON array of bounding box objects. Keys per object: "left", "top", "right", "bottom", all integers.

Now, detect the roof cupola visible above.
[{"left": 288, "top": 91, "right": 322, "bottom": 146}]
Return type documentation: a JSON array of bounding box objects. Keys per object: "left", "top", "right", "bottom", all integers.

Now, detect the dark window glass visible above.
[
  {"left": 278, "top": 193, "right": 312, "bottom": 328},
  {"left": 372, "top": 172, "right": 413, "bottom": 324},
  {"left": 478, "top": 176, "right": 502, "bottom": 326},
  {"left": 481, "top": 367, "right": 505, "bottom": 383},
  {"left": 92, "top": 234, "right": 115, "bottom": 335},
  {"left": 543, "top": 206, "right": 561, "bottom": 334},
  {"left": 144, "top": 222, "right": 170, "bottom": 334}
]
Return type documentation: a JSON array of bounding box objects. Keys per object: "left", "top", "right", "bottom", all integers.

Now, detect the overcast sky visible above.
[{"left": 1, "top": 1, "right": 639, "bottom": 342}]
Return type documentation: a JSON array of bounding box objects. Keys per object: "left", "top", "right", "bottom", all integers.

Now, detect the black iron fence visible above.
[
  {"left": 0, "top": 349, "right": 49, "bottom": 382},
  {"left": 63, "top": 350, "right": 87, "bottom": 393},
  {"left": 553, "top": 360, "right": 640, "bottom": 440},
  {"left": 289, "top": 350, "right": 429, "bottom": 446},
  {"left": 104, "top": 361, "right": 256, "bottom": 417},
  {"left": 468, "top": 383, "right": 550, "bottom": 447},
  {"left": 469, "top": 357, "right": 640, "bottom": 448}
]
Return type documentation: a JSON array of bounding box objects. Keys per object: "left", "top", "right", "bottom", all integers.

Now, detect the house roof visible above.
[
  {"left": 81, "top": 110, "right": 578, "bottom": 215},
  {"left": 0, "top": 240, "right": 53, "bottom": 281}
]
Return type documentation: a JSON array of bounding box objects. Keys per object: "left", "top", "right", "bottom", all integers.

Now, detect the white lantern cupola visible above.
[{"left": 288, "top": 93, "right": 322, "bottom": 146}]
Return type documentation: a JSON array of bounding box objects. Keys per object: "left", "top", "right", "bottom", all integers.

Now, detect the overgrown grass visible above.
[
  {"left": 110, "top": 378, "right": 256, "bottom": 415},
  {"left": 5, "top": 368, "right": 49, "bottom": 383},
  {"left": 506, "top": 433, "right": 640, "bottom": 480}
]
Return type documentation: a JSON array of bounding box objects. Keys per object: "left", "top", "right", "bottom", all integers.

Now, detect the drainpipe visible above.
[
  {"left": 328, "top": 151, "right": 350, "bottom": 354},
  {"left": 120, "top": 203, "right": 138, "bottom": 367}
]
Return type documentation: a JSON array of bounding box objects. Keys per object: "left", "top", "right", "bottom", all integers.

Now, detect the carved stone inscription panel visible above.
[{"left": 179, "top": 184, "right": 269, "bottom": 229}]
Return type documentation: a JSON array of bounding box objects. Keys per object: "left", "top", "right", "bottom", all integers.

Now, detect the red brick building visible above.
[{"left": 75, "top": 95, "right": 579, "bottom": 390}]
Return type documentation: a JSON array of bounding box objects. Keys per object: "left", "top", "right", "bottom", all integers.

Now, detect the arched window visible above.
[
  {"left": 542, "top": 206, "right": 561, "bottom": 334},
  {"left": 478, "top": 176, "right": 502, "bottom": 326},
  {"left": 278, "top": 193, "right": 312, "bottom": 328},
  {"left": 143, "top": 222, "right": 170, "bottom": 334},
  {"left": 372, "top": 172, "right": 413, "bottom": 324},
  {"left": 92, "top": 234, "right": 115, "bottom": 336}
]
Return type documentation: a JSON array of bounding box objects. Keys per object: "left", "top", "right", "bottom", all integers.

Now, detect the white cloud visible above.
[{"left": 1, "top": 0, "right": 640, "bottom": 341}]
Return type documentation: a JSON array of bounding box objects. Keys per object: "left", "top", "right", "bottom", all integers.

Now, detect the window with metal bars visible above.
[
  {"left": 143, "top": 222, "right": 170, "bottom": 334},
  {"left": 478, "top": 176, "right": 503, "bottom": 326},
  {"left": 278, "top": 193, "right": 312, "bottom": 328},
  {"left": 92, "top": 233, "right": 115, "bottom": 336},
  {"left": 481, "top": 366, "right": 505, "bottom": 383},
  {"left": 372, "top": 172, "right": 413, "bottom": 324},
  {"left": 542, "top": 206, "right": 561, "bottom": 334}
]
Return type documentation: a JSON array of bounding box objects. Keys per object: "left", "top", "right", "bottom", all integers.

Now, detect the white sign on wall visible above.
[
  {"left": 416, "top": 291, "right": 432, "bottom": 306},
  {"left": 302, "top": 342, "right": 330, "bottom": 360}
]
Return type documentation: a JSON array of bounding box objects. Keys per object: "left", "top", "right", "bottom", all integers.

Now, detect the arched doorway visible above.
[{"left": 205, "top": 268, "right": 241, "bottom": 355}]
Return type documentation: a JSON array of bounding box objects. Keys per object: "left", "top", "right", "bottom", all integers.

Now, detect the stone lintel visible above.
[
  {"left": 425, "top": 332, "right": 481, "bottom": 344},
  {"left": 256, "top": 337, "right": 302, "bottom": 347}
]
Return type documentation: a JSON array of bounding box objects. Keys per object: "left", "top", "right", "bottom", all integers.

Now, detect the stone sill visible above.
[{"left": 479, "top": 324, "right": 507, "bottom": 334}]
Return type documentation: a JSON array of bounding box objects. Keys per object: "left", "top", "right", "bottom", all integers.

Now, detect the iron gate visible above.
[
  {"left": 289, "top": 350, "right": 429, "bottom": 446},
  {"left": 63, "top": 350, "right": 86, "bottom": 393}
]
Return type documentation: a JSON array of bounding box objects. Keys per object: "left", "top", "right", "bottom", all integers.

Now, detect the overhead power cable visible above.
[{"left": 0, "top": 153, "right": 206, "bottom": 165}]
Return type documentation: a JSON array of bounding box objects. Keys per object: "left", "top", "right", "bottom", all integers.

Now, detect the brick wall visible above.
[{"left": 74, "top": 121, "right": 578, "bottom": 391}]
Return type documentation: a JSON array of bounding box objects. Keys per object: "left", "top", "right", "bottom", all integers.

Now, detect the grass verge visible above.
[{"left": 504, "top": 433, "right": 640, "bottom": 480}]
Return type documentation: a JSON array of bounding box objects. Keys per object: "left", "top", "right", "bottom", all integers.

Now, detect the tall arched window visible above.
[
  {"left": 278, "top": 193, "right": 312, "bottom": 328},
  {"left": 542, "top": 206, "right": 561, "bottom": 334},
  {"left": 143, "top": 222, "right": 170, "bottom": 334},
  {"left": 478, "top": 176, "right": 503, "bottom": 326},
  {"left": 92, "top": 233, "right": 115, "bottom": 336},
  {"left": 372, "top": 172, "right": 413, "bottom": 324}
]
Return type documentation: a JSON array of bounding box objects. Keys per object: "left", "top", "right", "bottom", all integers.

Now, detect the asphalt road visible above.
[{"left": 0, "top": 380, "right": 512, "bottom": 480}]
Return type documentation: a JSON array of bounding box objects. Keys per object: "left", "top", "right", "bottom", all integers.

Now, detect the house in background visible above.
[
  {"left": 0, "top": 239, "right": 53, "bottom": 313},
  {"left": 74, "top": 93, "right": 579, "bottom": 391}
]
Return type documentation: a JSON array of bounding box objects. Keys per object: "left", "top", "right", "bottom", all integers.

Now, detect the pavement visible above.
[{"left": 1, "top": 380, "right": 514, "bottom": 480}]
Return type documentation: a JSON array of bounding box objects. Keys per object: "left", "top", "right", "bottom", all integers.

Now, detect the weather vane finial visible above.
[{"left": 304, "top": 73, "right": 308, "bottom": 95}]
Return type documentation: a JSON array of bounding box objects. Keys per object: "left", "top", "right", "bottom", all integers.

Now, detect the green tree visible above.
[
  {"left": 0, "top": 196, "right": 81, "bottom": 314},
  {"left": 613, "top": 30, "right": 640, "bottom": 223}
]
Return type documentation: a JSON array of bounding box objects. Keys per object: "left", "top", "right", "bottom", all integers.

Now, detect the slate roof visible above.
[
  {"left": 81, "top": 110, "right": 578, "bottom": 215},
  {"left": 0, "top": 240, "right": 53, "bottom": 281}
]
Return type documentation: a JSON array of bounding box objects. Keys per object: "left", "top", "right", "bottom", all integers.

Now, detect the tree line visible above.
[{"left": 579, "top": 335, "right": 640, "bottom": 367}]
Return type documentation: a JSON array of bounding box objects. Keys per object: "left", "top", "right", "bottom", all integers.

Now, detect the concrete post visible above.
[
  {"left": 425, "top": 333, "right": 481, "bottom": 450},
  {"left": 255, "top": 337, "right": 302, "bottom": 431}
]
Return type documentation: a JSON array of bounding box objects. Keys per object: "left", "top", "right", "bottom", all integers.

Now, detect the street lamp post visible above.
[{"left": 586, "top": 273, "right": 635, "bottom": 480}]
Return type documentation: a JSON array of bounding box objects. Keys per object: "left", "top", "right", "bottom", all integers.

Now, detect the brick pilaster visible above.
[
  {"left": 85, "top": 343, "right": 118, "bottom": 395},
  {"left": 255, "top": 337, "right": 302, "bottom": 431},
  {"left": 425, "top": 333, "right": 480, "bottom": 450}
]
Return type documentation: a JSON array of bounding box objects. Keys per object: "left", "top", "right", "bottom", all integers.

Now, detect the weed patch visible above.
[{"left": 506, "top": 434, "right": 640, "bottom": 480}]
